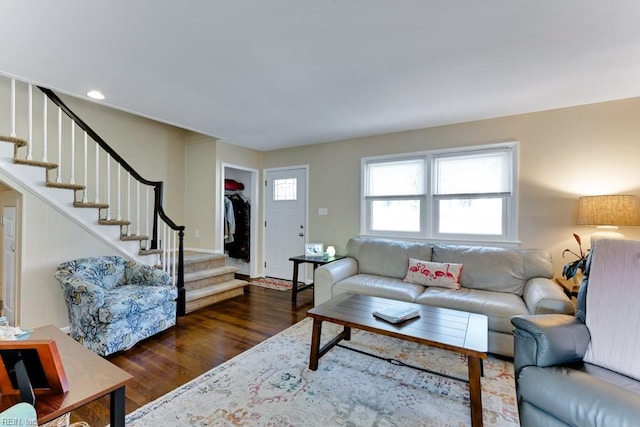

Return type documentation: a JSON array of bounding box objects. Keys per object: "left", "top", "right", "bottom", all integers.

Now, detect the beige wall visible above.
[
  {"left": 263, "top": 97, "right": 640, "bottom": 277},
  {"left": 184, "top": 132, "right": 217, "bottom": 249}
]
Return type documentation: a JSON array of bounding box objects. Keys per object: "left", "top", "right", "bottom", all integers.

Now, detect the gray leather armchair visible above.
[{"left": 511, "top": 239, "right": 640, "bottom": 427}]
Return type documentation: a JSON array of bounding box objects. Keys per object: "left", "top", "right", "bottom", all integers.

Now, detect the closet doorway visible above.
[{"left": 221, "top": 164, "right": 259, "bottom": 278}]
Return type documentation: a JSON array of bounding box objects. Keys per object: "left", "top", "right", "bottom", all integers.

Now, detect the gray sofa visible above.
[{"left": 314, "top": 237, "right": 575, "bottom": 357}]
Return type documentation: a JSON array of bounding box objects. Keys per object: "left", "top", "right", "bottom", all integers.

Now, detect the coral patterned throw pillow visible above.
[{"left": 403, "top": 258, "right": 463, "bottom": 289}]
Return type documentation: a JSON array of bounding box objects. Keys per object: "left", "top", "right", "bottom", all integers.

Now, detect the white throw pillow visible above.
[
  {"left": 403, "top": 258, "right": 463, "bottom": 289},
  {"left": 583, "top": 239, "right": 640, "bottom": 381}
]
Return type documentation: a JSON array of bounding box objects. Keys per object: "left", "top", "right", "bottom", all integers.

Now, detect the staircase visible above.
[
  {"left": 0, "top": 76, "right": 246, "bottom": 315},
  {"left": 182, "top": 253, "right": 247, "bottom": 313}
]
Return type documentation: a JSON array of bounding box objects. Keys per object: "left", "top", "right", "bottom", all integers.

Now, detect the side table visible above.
[
  {"left": 289, "top": 254, "right": 346, "bottom": 304},
  {"left": 0, "top": 325, "right": 132, "bottom": 427}
]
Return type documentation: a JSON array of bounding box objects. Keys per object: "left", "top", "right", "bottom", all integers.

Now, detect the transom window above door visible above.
[{"left": 361, "top": 141, "right": 518, "bottom": 244}]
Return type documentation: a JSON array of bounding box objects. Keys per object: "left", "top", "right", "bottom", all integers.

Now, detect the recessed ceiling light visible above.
[{"left": 87, "top": 90, "right": 105, "bottom": 100}]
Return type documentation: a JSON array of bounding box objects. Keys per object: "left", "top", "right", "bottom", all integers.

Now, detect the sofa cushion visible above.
[
  {"left": 333, "top": 274, "right": 424, "bottom": 302},
  {"left": 403, "top": 258, "right": 462, "bottom": 289},
  {"left": 432, "top": 245, "right": 526, "bottom": 295},
  {"left": 347, "top": 237, "right": 432, "bottom": 279},
  {"left": 416, "top": 287, "right": 529, "bottom": 333}
]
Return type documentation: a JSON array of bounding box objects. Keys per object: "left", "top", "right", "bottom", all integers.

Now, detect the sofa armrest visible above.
[
  {"left": 522, "top": 277, "right": 575, "bottom": 315},
  {"left": 314, "top": 257, "right": 358, "bottom": 305},
  {"left": 125, "top": 262, "right": 171, "bottom": 287},
  {"left": 511, "top": 314, "right": 590, "bottom": 374}
]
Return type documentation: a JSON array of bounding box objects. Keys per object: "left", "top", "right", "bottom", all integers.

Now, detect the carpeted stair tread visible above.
[
  {"left": 99, "top": 219, "right": 131, "bottom": 226},
  {"left": 0, "top": 135, "right": 27, "bottom": 146},
  {"left": 185, "top": 265, "right": 237, "bottom": 282},
  {"left": 120, "top": 234, "right": 150, "bottom": 241},
  {"left": 73, "top": 201, "right": 110, "bottom": 209},
  {"left": 180, "top": 253, "right": 228, "bottom": 272},
  {"left": 46, "top": 181, "right": 85, "bottom": 191},
  {"left": 14, "top": 157, "right": 58, "bottom": 170},
  {"left": 185, "top": 279, "right": 247, "bottom": 302},
  {"left": 184, "top": 253, "right": 227, "bottom": 265},
  {"left": 139, "top": 248, "right": 163, "bottom": 256}
]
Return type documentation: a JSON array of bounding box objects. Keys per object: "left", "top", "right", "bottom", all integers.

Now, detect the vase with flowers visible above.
[{"left": 562, "top": 233, "right": 589, "bottom": 284}]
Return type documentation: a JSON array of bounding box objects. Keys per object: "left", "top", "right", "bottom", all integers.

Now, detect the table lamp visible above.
[{"left": 576, "top": 195, "right": 640, "bottom": 245}]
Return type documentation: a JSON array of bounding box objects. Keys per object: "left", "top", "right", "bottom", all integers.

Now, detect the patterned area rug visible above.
[
  {"left": 125, "top": 318, "right": 519, "bottom": 426},
  {"left": 250, "top": 277, "right": 293, "bottom": 291}
]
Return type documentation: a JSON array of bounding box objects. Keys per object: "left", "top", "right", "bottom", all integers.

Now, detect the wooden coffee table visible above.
[
  {"left": 307, "top": 293, "right": 488, "bottom": 427},
  {"left": 0, "top": 325, "right": 133, "bottom": 427}
]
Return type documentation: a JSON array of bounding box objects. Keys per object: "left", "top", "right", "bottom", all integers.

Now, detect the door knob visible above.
[{"left": 299, "top": 233, "right": 304, "bottom": 237}]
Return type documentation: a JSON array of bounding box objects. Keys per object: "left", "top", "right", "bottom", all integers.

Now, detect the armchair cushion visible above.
[
  {"left": 518, "top": 364, "right": 640, "bottom": 427},
  {"left": 60, "top": 256, "right": 127, "bottom": 290},
  {"left": 99, "top": 284, "right": 177, "bottom": 323},
  {"left": 125, "top": 262, "right": 171, "bottom": 287}
]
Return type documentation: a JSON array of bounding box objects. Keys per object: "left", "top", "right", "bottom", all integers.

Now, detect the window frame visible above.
[{"left": 360, "top": 141, "right": 519, "bottom": 245}]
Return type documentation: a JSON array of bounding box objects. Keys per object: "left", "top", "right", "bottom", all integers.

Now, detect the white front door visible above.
[
  {"left": 264, "top": 168, "right": 307, "bottom": 280},
  {"left": 2, "top": 206, "right": 16, "bottom": 324}
]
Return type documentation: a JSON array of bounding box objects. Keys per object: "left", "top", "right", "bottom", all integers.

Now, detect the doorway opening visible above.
[
  {"left": 0, "top": 181, "right": 21, "bottom": 325},
  {"left": 264, "top": 166, "right": 308, "bottom": 281},
  {"left": 221, "top": 164, "right": 259, "bottom": 278}
]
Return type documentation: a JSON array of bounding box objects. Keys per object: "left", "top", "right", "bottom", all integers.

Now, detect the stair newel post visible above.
[
  {"left": 151, "top": 183, "right": 162, "bottom": 249},
  {"left": 42, "top": 93, "right": 48, "bottom": 162},
  {"left": 69, "top": 121, "right": 76, "bottom": 185},
  {"left": 10, "top": 79, "right": 16, "bottom": 137},
  {"left": 82, "top": 132, "right": 88, "bottom": 203},
  {"left": 56, "top": 107, "right": 62, "bottom": 183},
  {"left": 177, "top": 227, "right": 186, "bottom": 317},
  {"left": 27, "top": 84, "right": 33, "bottom": 160}
]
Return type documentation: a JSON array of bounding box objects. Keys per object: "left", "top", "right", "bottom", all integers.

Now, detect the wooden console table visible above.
[
  {"left": 0, "top": 325, "right": 132, "bottom": 427},
  {"left": 289, "top": 254, "right": 346, "bottom": 304}
]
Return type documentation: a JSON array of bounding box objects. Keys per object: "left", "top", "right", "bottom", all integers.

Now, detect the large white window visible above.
[{"left": 362, "top": 142, "right": 518, "bottom": 243}]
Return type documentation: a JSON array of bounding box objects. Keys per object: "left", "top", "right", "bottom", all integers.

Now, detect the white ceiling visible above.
[{"left": 1, "top": 1, "right": 639, "bottom": 151}]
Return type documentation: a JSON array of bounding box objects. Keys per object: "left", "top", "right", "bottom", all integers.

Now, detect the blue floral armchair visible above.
[{"left": 55, "top": 256, "right": 177, "bottom": 356}]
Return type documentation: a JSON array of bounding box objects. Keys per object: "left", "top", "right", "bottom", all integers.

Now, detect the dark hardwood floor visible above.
[{"left": 70, "top": 283, "right": 313, "bottom": 426}]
